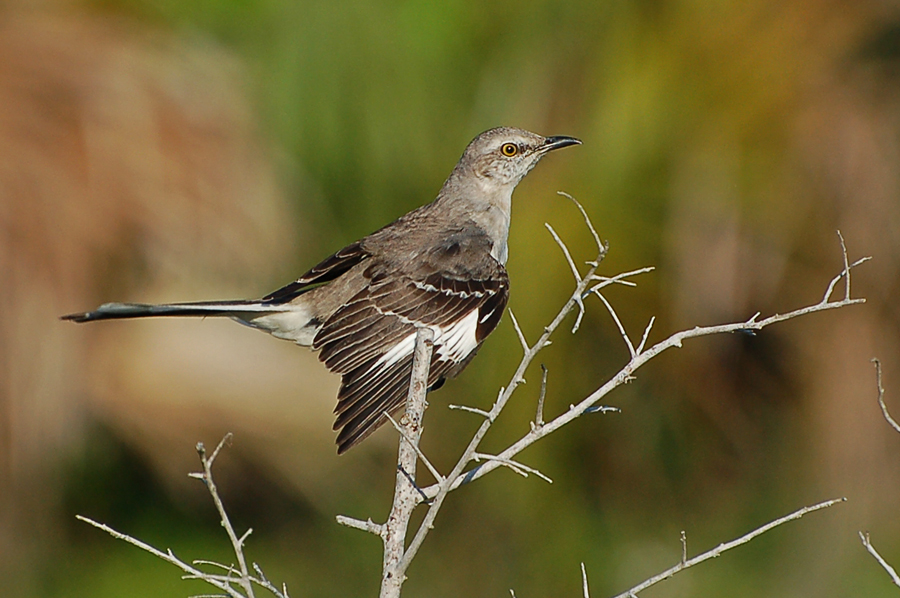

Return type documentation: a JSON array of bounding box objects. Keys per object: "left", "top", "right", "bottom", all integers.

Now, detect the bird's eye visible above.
[{"left": 501, "top": 143, "right": 518, "bottom": 157}]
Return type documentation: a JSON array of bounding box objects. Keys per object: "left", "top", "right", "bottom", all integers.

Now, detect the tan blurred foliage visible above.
[{"left": 0, "top": 9, "right": 340, "bottom": 586}]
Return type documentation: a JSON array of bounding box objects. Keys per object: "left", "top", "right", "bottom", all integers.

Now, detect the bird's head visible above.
[{"left": 458, "top": 127, "right": 581, "bottom": 189}]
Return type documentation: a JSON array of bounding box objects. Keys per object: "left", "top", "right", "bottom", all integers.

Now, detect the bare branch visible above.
[
  {"left": 384, "top": 412, "right": 445, "bottom": 483},
  {"left": 80, "top": 435, "right": 291, "bottom": 597},
  {"left": 859, "top": 531, "right": 900, "bottom": 587},
  {"left": 207, "top": 433, "right": 232, "bottom": 468},
  {"left": 370, "top": 197, "right": 865, "bottom": 592},
  {"left": 532, "top": 364, "right": 548, "bottom": 430},
  {"left": 546, "top": 222, "right": 582, "bottom": 284},
  {"left": 196, "top": 438, "right": 256, "bottom": 598},
  {"left": 594, "top": 291, "right": 636, "bottom": 358},
  {"left": 680, "top": 530, "right": 687, "bottom": 565},
  {"left": 424, "top": 237, "right": 867, "bottom": 493},
  {"left": 636, "top": 316, "right": 655, "bottom": 356},
  {"left": 472, "top": 453, "right": 553, "bottom": 484},
  {"left": 508, "top": 309, "right": 530, "bottom": 353},
  {"left": 76, "top": 515, "right": 245, "bottom": 598},
  {"left": 379, "top": 326, "right": 434, "bottom": 598},
  {"left": 581, "top": 562, "right": 590, "bottom": 598},
  {"left": 836, "top": 230, "right": 851, "bottom": 301},
  {"left": 448, "top": 403, "right": 492, "bottom": 418},
  {"left": 252, "top": 563, "right": 290, "bottom": 598},
  {"left": 872, "top": 358, "right": 900, "bottom": 434},
  {"left": 399, "top": 195, "right": 615, "bottom": 574},
  {"left": 336, "top": 516, "right": 383, "bottom": 536},
  {"left": 821, "top": 256, "right": 870, "bottom": 303},
  {"left": 557, "top": 192, "right": 605, "bottom": 255},
  {"left": 588, "top": 267, "right": 656, "bottom": 295},
  {"left": 608, "top": 498, "right": 846, "bottom": 598}
]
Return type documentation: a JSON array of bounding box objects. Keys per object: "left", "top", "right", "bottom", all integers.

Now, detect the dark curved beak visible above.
[{"left": 541, "top": 135, "right": 582, "bottom": 152}]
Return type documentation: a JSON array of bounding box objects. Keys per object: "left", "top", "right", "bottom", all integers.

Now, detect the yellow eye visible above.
[{"left": 501, "top": 143, "right": 518, "bottom": 157}]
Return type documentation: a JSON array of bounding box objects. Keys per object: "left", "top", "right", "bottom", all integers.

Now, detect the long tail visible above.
[{"left": 61, "top": 300, "right": 287, "bottom": 323}]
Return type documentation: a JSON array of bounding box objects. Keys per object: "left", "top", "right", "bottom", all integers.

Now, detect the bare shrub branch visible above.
[
  {"left": 416, "top": 220, "right": 867, "bottom": 494},
  {"left": 332, "top": 196, "right": 869, "bottom": 597},
  {"left": 859, "top": 531, "right": 900, "bottom": 588},
  {"left": 608, "top": 498, "right": 846, "bottom": 598},
  {"left": 378, "top": 326, "right": 435, "bottom": 598},
  {"left": 78, "top": 435, "right": 289, "bottom": 598},
  {"left": 872, "top": 358, "right": 900, "bottom": 434},
  {"left": 858, "top": 360, "right": 900, "bottom": 588}
]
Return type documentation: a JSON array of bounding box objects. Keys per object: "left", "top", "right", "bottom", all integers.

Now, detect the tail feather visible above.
[{"left": 61, "top": 300, "right": 285, "bottom": 323}]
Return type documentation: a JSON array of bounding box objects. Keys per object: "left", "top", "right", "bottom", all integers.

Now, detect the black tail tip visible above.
[{"left": 60, "top": 312, "right": 89, "bottom": 323}]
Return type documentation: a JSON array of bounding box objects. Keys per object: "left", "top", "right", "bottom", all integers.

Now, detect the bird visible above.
[{"left": 62, "top": 127, "right": 581, "bottom": 453}]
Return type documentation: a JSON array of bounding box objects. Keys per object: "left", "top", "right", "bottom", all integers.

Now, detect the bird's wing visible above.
[
  {"left": 314, "top": 233, "right": 509, "bottom": 454},
  {"left": 262, "top": 241, "right": 370, "bottom": 304}
]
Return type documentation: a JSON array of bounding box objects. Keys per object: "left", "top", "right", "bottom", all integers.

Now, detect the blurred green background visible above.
[{"left": 2, "top": 0, "right": 900, "bottom": 596}]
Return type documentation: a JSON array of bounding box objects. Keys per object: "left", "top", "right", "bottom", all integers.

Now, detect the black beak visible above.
[{"left": 541, "top": 135, "right": 582, "bottom": 152}]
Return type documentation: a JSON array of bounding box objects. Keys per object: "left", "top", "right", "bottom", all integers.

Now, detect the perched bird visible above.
[{"left": 63, "top": 127, "right": 581, "bottom": 453}]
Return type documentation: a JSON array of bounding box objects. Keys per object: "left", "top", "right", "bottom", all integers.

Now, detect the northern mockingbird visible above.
[{"left": 63, "top": 127, "right": 581, "bottom": 453}]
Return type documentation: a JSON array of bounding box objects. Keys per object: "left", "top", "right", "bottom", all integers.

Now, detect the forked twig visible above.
[
  {"left": 872, "top": 358, "right": 900, "bottom": 434},
  {"left": 859, "top": 531, "right": 900, "bottom": 587},
  {"left": 78, "top": 436, "right": 289, "bottom": 598},
  {"left": 609, "top": 498, "right": 846, "bottom": 598}
]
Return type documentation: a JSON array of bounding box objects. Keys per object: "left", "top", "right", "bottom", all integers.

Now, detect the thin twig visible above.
[
  {"left": 384, "top": 413, "right": 445, "bottom": 483},
  {"left": 821, "top": 256, "right": 870, "bottom": 303},
  {"left": 508, "top": 309, "right": 530, "bottom": 353},
  {"left": 532, "top": 364, "right": 548, "bottom": 430},
  {"left": 589, "top": 267, "right": 656, "bottom": 295},
  {"left": 636, "top": 316, "right": 655, "bottom": 356},
  {"left": 252, "top": 563, "right": 290, "bottom": 598},
  {"left": 557, "top": 192, "right": 604, "bottom": 256},
  {"left": 581, "top": 562, "right": 590, "bottom": 598},
  {"left": 546, "top": 222, "right": 582, "bottom": 284},
  {"left": 859, "top": 531, "right": 900, "bottom": 587},
  {"left": 196, "top": 437, "right": 255, "bottom": 598},
  {"left": 609, "top": 498, "right": 846, "bottom": 598},
  {"left": 448, "top": 404, "right": 492, "bottom": 418},
  {"left": 594, "top": 291, "right": 636, "bottom": 358},
  {"left": 872, "top": 358, "right": 900, "bottom": 434},
  {"left": 336, "top": 516, "right": 384, "bottom": 536},
  {"left": 837, "top": 230, "right": 851, "bottom": 301},
  {"left": 472, "top": 453, "right": 553, "bottom": 484}
]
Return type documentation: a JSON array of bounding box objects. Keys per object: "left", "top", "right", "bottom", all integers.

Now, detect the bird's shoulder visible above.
[{"left": 362, "top": 210, "right": 507, "bottom": 283}]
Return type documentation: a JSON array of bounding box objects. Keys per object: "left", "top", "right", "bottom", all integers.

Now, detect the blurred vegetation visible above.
[{"left": 4, "top": 0, "right": 900, "bottom": 596}]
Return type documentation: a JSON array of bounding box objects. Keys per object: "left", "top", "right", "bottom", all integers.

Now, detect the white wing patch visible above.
[
  {"left": 367, "top": 309, "right": 481, "bottom": 377},
  {"left": 434, "top": 309, "right": 479, "bottom": 363}
]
